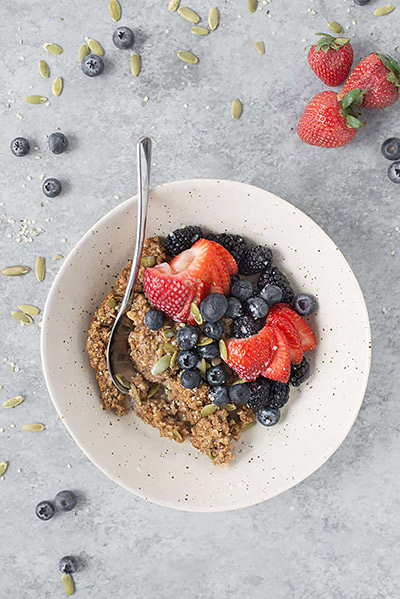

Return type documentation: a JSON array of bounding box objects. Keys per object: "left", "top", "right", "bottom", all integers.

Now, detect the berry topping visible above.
[
  {"left": 35, "top": 500, "right": 55, "bottom": 521},
  {"left": 225, "top": 327, "right": 272, "bottom": 381},
  {"left": 210, "top": 385, "right": 229, "bottom": 406},
  {"left": 200, "top": 293, "right": 228, "bottom": 322},
  {"left": 293, "top": 294, "right": 316, "bottom": 317},
  {"left": 10, "top": 137, "right": 30, "bottom": 157},
  {"left": 266, "top": 381, "right": 290, "bottom": 409},
  {"left": 230, "top": 279, "right": 253, "bottom": 301},
  {"left": 177, "top": 325, "right": 199, "bottom": 349},
  {"left": 247, "top": 379, "right": 271, "bottom": 411},
  {"left": 239, "top": 246, "right": 273, "bottom": 275},
  {"left": 206, "top": 364, "right": 228, "bottom": 386},
  {"left": 226, "top": 297, "right": 243, "bottom": 319},
  {"left": 381, "top": 137, "right": 400, "bottom": 160},
  {"left": 176, "top": 349, "right": 199, "bottom": 370},
  {"left": 261, "top": 327, "right": 290, "bottom": 383},
  {"left": 245, "top": 296, "right": 269, "bottom": 319},
  {"left": 112, "top": 26, "right": 135, "bottom": 49},
  {"left": 232, "top": 315, "right": 262, "bottom": 339},
  {"left": 207, "top": 233, "right": 247, "bottom": 263},
  {"left": 257, "top": 407, "right": 281, "bottom": 427},
  {"left": 267, "top": 312, "right": 303, "bottom": 365},
  {"left": 59, "top": 556, "right": 78, "bottom": 575},
  {"left": 163, "top": 226, "right": 203, "bottom": 257},
  {"left": 54, "top": 490, "right": 77, "bottom": 512},
  {"left": 289, "top": 357, "right": 311, "bottom": 387},
  {"left": 388, "top": 161, "right": 400, "bottom": 183},
  {"left": 42, "top": 178, "right": 62, "bottom": 198},
  {"left": 48, "top": 132, "right": 68, "bottom": 154},
  {"left": 259, "top": 284, "right": 282, "bottom": 306},
  {"left": 269, "top": 304, "right": 317, "bottom": 352},
  {"left": 229, "top": 383, "right": 250, "bottom": 404},
  {"left": 203, "top": 320, "right": 224, "bottom": 340},
  {"left": 258, "top": 266, "right": 294, "bottom": 304},
  {"left": 180, "top": 369, "right": 202, "bottom": 389},
  {"left": 197, "top": 341, "right": 219, "bottom": 360},
  {"left": 144, "top": 308, "right": 164, "bottom": 330},
  {"left": 81, "top": 53, "right": 104, "bottom": 77}
]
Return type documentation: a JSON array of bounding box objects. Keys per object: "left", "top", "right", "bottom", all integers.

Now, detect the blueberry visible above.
[
  {"left": 35, "top": 500, "right": 55, "bottom": 521},
  {"left": 210, "top": 385, "right": 229, "bottom": 406},
  {"left": 354, "top": 0, "right": 370, "bottom": 5},
  {"left": 42, "top": 178, "right": 62, "bottom": 198},
  {"left": 231, "top": 279, "right": 253, "bottom": 302},
  {"left": 180, "top": 369, "right": 202, "bottom": 389},
  {"left": 59, "top": 556, "right": 78, "bottom": 575},
  {"left": 197, "top": 342, "right": 219, "bottom": 360},
  {"left": 81, "top": 53, "right": 104, "bottom": 77},
  {"left": 206, "top": 364, "right": 228, "bottom": 386},
  {"left": 245, "top": 297, "right": 269, "bottom": 319},
  {"left": 112, "top": 26, "right": 135, "bottom": 49},
  {"left": 293, "top": 294, "right": 316, "bottom": 316},
  {"left": 381, "top": 137, "right": 400, "bottom": 160},
  {"left": 232, "top": 315, "right": 262, "bottom": 339},
  {"left": 388, "top": 161, "right": 400, "bottom": 184},
  {"left": 200, "top": 293, "right": 228, "bottom": 322},
  {"left": 144, "top": 308, "right": 164, "bottom": 330},
  {"left": 229, "top": 383, "right": 250, "bottom": 404},
  {"left": 10, "top": 137, "right": 30, "bottom": 157},
  {"left": 203, "top": 320, "right": 224, "bottom": 340},
  {"left": 54, "top": 490, "right": 77, "bottom": 512},
  {"left": 177, "top": 325, "right": 199, "bottom": 349},
  {"left": 176, "top": 349, "right": 199, "bottom": 370},
  {"left": 48, "top": 132, "right": 68, "bottom": 155},
  {"left": 226, "top": 297, "right": 243, "bottom": 319},
  {"left": 257, "top": 407, "right": 281, "bottom": 427},
  {"left": 259, "top": 284, "right": 282, "bottom": 306}
]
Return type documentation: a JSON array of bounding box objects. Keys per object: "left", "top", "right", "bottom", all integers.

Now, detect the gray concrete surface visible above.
[{"left": 1, "top": 0, "right": 400, "bottom": 597}]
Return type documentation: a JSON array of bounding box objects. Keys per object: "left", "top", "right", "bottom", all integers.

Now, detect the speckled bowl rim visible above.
[{"left": 41, "top": 179, "right": 371, "bottom": 512}]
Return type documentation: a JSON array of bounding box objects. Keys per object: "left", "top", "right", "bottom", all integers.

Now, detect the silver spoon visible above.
[{"left": 107, "top": 136, "right": 152, "bottom": 394}]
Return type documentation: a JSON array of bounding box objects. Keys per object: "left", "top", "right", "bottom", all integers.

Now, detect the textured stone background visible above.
[{"left": 1, "top": 0, "right": 400, "bottom": 597}]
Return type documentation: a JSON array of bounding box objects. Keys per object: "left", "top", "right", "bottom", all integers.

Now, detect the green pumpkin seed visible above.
[
  {"left": 231, "top": 378, "right": 246, "bottom": 385},
  {"left": 52, "top": 77, "right": 63, "bottom": 97},
  {"left": 219, "top": 339, "right": 227, "bottom": 360},
  {"left": 11, "top": 311, "right": 33, "bottom": 325},
  {"left": 374, "top": 5, "right": 395, "bottom": 16},
  {"left": 173, "top": 429, "right": 183, "bottom": 441},
  {"left": 223, "top": 404, "right": 237, "bottom": 411},
  {"left": 39, "top": 60, "right": 50, "bottom": 78},
  {"left": 198, "top": 358, "right": 207, "bottom": 376},
  {"left": 86, "top": 38, "right": 104, "bottom": 56},
  {"left": 177, "top": 50, "right": 199, "bottom": 64},
  {"left": 254, "top": 41, "right": 265, "bottom": 54},
  {"left": 18, "top": 305, "right": 40, "bottom": 316},
  {"left": 62, "top": 573, "right": 75, "bottom": 596},
  {"left": 43, "top": 42, "right": 63, "bottom": 54},
  {"left": 53, "top": 254, "right": 63, "bottom": 261},
  {"left": 206, "top": 448, "right": 213, "bottom": 459},
  {"left": 161, "top": 342, "right": 176, "bottom": 353},
  {"left": 23, "top": 423, "right": 45, "bottom": 432},
  {"left": 1, "top": 265, "right": 30, "bottom": 276},
  {"left": 3, "top": 395, "right": 25, "bottom": 408},
  {"left": 115, "top": 373, "right": 131, "bottom": 389},
  {"left": 151, "top": 354, "right": 171, "bottom": 375},
  {"left": 231, "top": 99, "right": 243, "bottom": 120},
  {"left": 208, "top": 7, "right": 219, "bottom": 30},
  {"left": 248, "top": 0, "right": 258, "bottom": 13},
  {"left": 35, "top": 256, "right": 45, "bottom": 282},
  {"left": 243, "top": 420, "right": 257, "bottom": 431},
  {"left": 327, "top": 21, "right": 343, "bottom": 34},
  {"left": 106, "top": 298, "right": 117, "bottom": 308},
  {"left": 198, "top": 336, "right": 213, "bottom": 346},
  {"left": 78, "top": 43, "right": 89, "bottom": 62},
  {"left": 211, "top": 357, "right": 221, "bottom": 366},
  {"left": 109, "top": 0, "right": 121, "bottom": 21},
  {"left": 169, "top": 0, "right": 180, "bottom": 10},
  {"left": 130, "top": 54, "right": 141, "bottom": 77},
  {"left": 201, "top": 403, "right": 217, "bottom": 417},
  {"left": 205, "top": 361, "right": 212, "bottom": 370},
  {"left": 170, "top": 350, "right": 178, "bottom": 368},
  {"left": 140, "top": 255, "right": 155, "bottom": 267},
  {"left": 0, "top": 461, "right": 8, "bottom": 476},
  {"left": 26, "top": 95, "right": 48, "bottom": 105},
  {"left": 130, "top": 383, "right": 141, "bottom": 403},
  {"left": 147, "top": 383, "right": 160, "bottom": 398},
  {"left": 190, "top": 303, "right": 203, "bottom": 325},
  {"left": 162, "top": 328, "right": 175, "bottom": 339},
  {"left": 192, "top": 26, "right": 210, "bottom": 35},
  {"left": 178, "top": 6, "right": 200, "bottom": 23}
]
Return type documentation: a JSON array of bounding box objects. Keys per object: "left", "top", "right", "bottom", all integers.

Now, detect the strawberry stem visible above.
[
  {"left": 339, "top": 89, "right": 365, "bottom": 129},
  {"left": 314, "top": 33, "right": 350, "bottom": 53},
  {"left": 376, "top": 52, "right": 400, "bottom": 90}
]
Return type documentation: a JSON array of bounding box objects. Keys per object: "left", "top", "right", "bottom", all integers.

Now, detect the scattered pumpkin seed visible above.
[
  {"left": 208, "top": 7, "right": 219, "bottom": 30},
  {"left": 23, "top": 423, "right": 45, "bottom": 432},
  {"left": 254, "top": 41, "right": 265, "bottom": 54},
  {"left": 201, "top": 404, "right": 217, "bottom": 417},
  {"left": 206, "top": 449, "right": 213, "bottom": 459},
  {"left": 231, "top": 99, "right": 243, "bottom": 120},
  {"left": 126, "top": 310, "right": 135, "bottom": 321},
  {"left": 162, "top": 328, "right": 175, "bottom": 339},
  {"left": 198, "top": 358, "right": 207, "bottom": 376},
  {"left": 109, "top": 0, "right": 121, "bottom": 21},
  {"left": 170, "top": 350, "right": 178, "bottom": 368},
  {"left": 374, "top": 5, "right": 395, "bottom": 16},
  {"left": 161, "top": 342, "right": 176, "bottom": 353},
  {"left": 86, "top": 38, "right": 104, "bottom": 56},
  {"left": 173, "top": 429, "right": 183, "bottom": 441},
  {"left": 106, "top": 298, "right": 117, "bottom": 308},
  {"left": 223, "top": 404, "right": 237, "bottom": 411},
  {"left": 198, "top": 336, "right": 213, "bottom": 346},
  {"left": 130, "top": 383, "right": 141, "bottom": 404},
  {"left": 3, "top": 395, "right": 25, "bottom": 409},
  {"left": 219, "top": 339, "right": 227, "bottom": 360},
  {"left": 130, "top": 54, "right": 141, "bottom": 77},
  {"left": 248, "top": 0, "right": 258, "bottom": 13},
  {"left": 205, "top": 361, "right": 212, "bottom": 370},
  {"left": 190, "top": 303, "right": 203, "bottom": 325},
  {"left": 18, "top": 305, "right": 40, "bottom": 316},
  {"left": 43, "top": 42, "right": 63, "bottom": 54},
  {"left": 327, "top": 21, "right": 343, "bottom": 34},
  {"left": 140, "top": 255, "right": 155, "bottom": 267},
  {"left": 169, "top": 0, "right": 180, "bottom": 11},
  {"left": 115, "top": 373, "right": 131, "bottom": 389},
  {"left": 26, "top": 95, "right": 48, "bottom": 105},
  {"left": 177, "top": 50, "right": 199, "bottom": 64},
  {"left": 231, "top": 378, "right": 246, "bottom": 385},
  {"left": 243, "top": 420, "right": 257, "bottom": 431},
  {"left": 11, "top": 311, "right": 33, "bottom": 325},
  {"left": 151, "top": 354, "right": 171, "bottom": 375},
  {"left": 211, "top": 357, "right": 221, "bottom": 366},
  {"left": 53, "top": 254, "right": 63, "bottom": 261},
  {"left": 39, "top": 60, "right": 50, "bottom": 78},
  {"left": 52, "top": 77, "right": 63, "bottom": 97},
  {"left": 62, "top": 573, "right": 75, "bottom": 596},
  {"left": 178, "top": 6, "right": 200, "bottom": 23},
  {"left": 35, "top": 256, "right": 45, "bottom": 282},
  {"left": 1, "top": 265, "right": 30, "bottom": 276},
  {"left": 147, "top": 383, "right": 160, "bottom": 398},
  {"left": 78, "top": 43, "right": 89, "bottom": 63},
  {"left": 191, "top": 26, "right": 210, "bottom": 35},
  {"left": 0, "top": 461, "right": 8, "bottom": 476}
]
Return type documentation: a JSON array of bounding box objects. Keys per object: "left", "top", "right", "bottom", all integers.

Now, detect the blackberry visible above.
[
  {"left": 207, "top": 233, "right": 247, "bottom": 263},
  {"left": 239, "top": 246, "right": 273, "bottom": 275},
  {"left": 257, "top": 266, "right": 295, "bottom": 304},
  {"left": 247, "top": 379, "right": 271, "bottom": 411},
  {"left": 289, "top": 357, "right": 311, "bottom": 387},
  {"left": 232, "top": 315, "right": 262, "bottom": 338},
  {"left": 265, "top": 381, "right": 290, "bottom": 409},
  {"left": 164, "top": 226, "right": 203, "bottom": 257}
]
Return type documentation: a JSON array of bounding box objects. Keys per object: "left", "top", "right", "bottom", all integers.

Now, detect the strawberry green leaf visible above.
[
  {"left": 345, "top": 115, "right": 364, "bottom": 129},
  {"left": 334, "top": 37, "right": 350, "bottom": 46},
  {"left": 341, "top": 88, "right": 364, "bottom": 109}
]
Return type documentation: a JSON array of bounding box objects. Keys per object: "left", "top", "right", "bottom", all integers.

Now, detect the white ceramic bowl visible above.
[{"left": 41, "top": 179, "right": 371, "bottom": 512}]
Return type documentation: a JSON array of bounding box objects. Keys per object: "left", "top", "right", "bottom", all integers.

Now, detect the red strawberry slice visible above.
[
  {"left": 225, "top": 327, "right": 272, "bottom": 381},
  {"left": 261, "top": 326, "right": 290, "bottom": 383},
  {"left": 208, "top": 240, "right": 238, "bottom": 275},
  {"left": 267, "top": 313, "right": 303, "bottom": 365},
  {"left": 269, "top": 304, "right": 317, "bottom": 352}
]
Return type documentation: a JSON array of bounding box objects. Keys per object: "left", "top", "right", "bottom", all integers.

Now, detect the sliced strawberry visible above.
[
  {"left": 207, "top": 247, "right": 231, "bottom": 295},
  {"left": 261, "top": 326, "right": 290, "bottom": 383},
  {"left": 267, "top": 313, "right": 303, "bottom": 364},
  {"left": 269, "top": 304, "right": 317, "bottom": 352},
  {"left": 225, "top": 327, "right": 272, "bottom": 381},
  {"left": 208, "top": 240, "right": 238, "bottom": 275}
]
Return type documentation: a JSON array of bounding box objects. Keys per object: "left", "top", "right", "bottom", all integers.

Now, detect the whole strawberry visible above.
[
  {"left": 341, "top": 53, "right": 400, "bottom": 108},
  {"left": 308, "top": 33, "right": 353, "bottom": 86},
  {"left": 297, "top": 89, "right": 364, "bottom": 148}
]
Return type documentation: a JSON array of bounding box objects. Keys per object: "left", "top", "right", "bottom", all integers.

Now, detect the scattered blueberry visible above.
[
  {"left": 226, "top": 297, "right": 243, "bottom": 319},
  {"left": 176, "top": 349, "right": 199, "bottom": 370},
  {"left": 196, "top": 341, "right": 220, "bottom": 360},
  {"left": 229, "top": 383, "right": 250, "bottom": 404},
  {"left": 258, "top": 266, "right": 294, "bottom": 304},
  {"left": 42, "top": 178, "right": 62, "bottom": 198},
  {"left": 354, "top": 0, "right": 370, "bottom": 5},
  {"left": 35, "top": 500, "right": 55, "bottom": 521},
  {"left": 210, "top": 385, "right": 229, "bottom": 406},
  {"left": 388, "top": 161, "right": 400, "bottom": 184},
  {"left": 10, "top": 137, "right": 30, "bottom": 157},
  {"left": 206, "top": 364, "right": 228, "bottom": 386},
  {"left": 112, "top": 26, "right": 135, "bottom": 49},
  {"left": 207, "top": 233, "right": 247, "bottom": 263},
  {"left": 177, "top": 325, "right": 199, "bottom": 350},
  {"left": 48, "top": 132, "right": 68, "bottom": 155},
  {"left": 257, "top": 407, "right": 281, "bottom": 427},
  {"left": 259, "top": 284, "right": 282, "bottom": 306},
  {"left": 245, "top": 296, "right": 269, "bottom": 319},
  {"left": 231, "top": 279, "right": 253, "bottom": 302},
  {"left": 381, "top": 138, "right": 400, "bottom": 160},
  {"left": 293, "top": 294, "right": 316, "bottom": 316},
  {"left": 203, "top": 320, "right": 224, "bottom": 340},
  {"left": 144, "top": 308, "right": 164, "bottom": 330},
  {"left": 247, "top": 379, "right": 271, "bottom": 411},
  {"left": 164, "top": 226, "right": 203, "bottom": 257},
  {"left": 81, "top": 53, "right": 104, "bottom": 77},
  {"left": 180, "top": 369, "right": 202, "bottom": 389},
  {"left": 59, "top": 556, "right": 78, "bottom": 575},
  {"left": 240, "top": 245, "right": 273, "bottom": 275},
  {"left": 289, "top": 357, "right": 311, "bottom": 387},
  {"left": 200, "top": 293, "right": 228, "bottom": 322},
  {"left": 232, "top": 315, "right": 262, "bottom": 339},
  {"left": 54, "top": 490, "right": 77, "bottom": 512}
]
